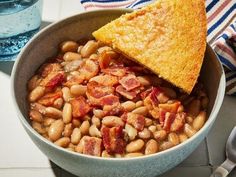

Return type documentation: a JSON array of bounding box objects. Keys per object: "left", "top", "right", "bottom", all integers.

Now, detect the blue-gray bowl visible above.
[{"left": 11, "top": 9, "right": 225, "bottom": 177}]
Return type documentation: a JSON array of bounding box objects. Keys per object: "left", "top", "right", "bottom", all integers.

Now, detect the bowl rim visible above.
[{"left": 11, "top": 9, "right": 226, "bottom": 162}]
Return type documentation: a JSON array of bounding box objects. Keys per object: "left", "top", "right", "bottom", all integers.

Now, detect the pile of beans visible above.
[{"left": 27, "top": 39, "right": 209, "bottom": 158}]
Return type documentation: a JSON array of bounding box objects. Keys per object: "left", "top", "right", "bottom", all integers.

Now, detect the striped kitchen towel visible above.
[{"left": 80, "top": 0, "right": 236, "bottom": 95}]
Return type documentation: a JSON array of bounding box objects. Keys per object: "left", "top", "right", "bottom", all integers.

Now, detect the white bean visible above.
[
  {"left": 62, "top": 103, "right": 72, "bottom": 123},
  {"left": 80, "top": 120, "right": 90, "bottom": 135},
  {"left": 71, "top": 128, "right": 81, "bottom": 145},
  {"left": 153, "top": 130, "right": 167, "bottom": 141},
  {"left": 45, "top": 107, "right": 62, "bottom": 118},
  {"left": 48, "top": 119, "right": 64, "bottom": 141},
  {"left": 138, "top": 128, "right": 151, "bottom": 139},
  {"left": 125, "top": 153, "right": 143, "bottom": 158},
  {"left": 32, "top": 121, "right": 46, "bottom": 134},
  {"left": 81, "top": 40, "right": 98, "bottom": 58},
  {"left": 89, "top": 125, "right": 101, "bottom": 137},
  {"left": 145, "top": 139, "right": 158, "bottom": 155},
  {"left": 63, "top": 52, "right": 81, "bottom": 61},
  {"left": 125, "top": 124, "right": 137, "bottom": 141},
  {"left": 63, "top": 123, "right": 73, "bottom": 137},
  {"left": 70, "top": 85, "right": 87, "bottom": 96},
  {"left": 61, "top": 41, "right": 78, "bottom": 53},
  {"left": 159, "top": 141, "right": 174, "bottom": 151},
  {"left": 91, "top": 116, "right": 101, "bottom": 128},
  {"left": 126, "top": 139, "right": 144, "bottom": 153},
  {"left": 29, "top": 86, "right": 45, "bottom": 102},
  {"left": 121, "top": 101, "right": 136, "bottom": 112},
  {"left": 29, "top": 110, "right": 43, "bottom": 123},
  {"left": 168, "top": 133, "right": 180, "bottom": 145},
  {"left": 132, "top": 106, "right": 148, "bottom": 116},
  {"left": 62, "top": 87, "right": 72, "bottom": 102},
  {"left": 137, "top": 76, "right": 151, "bottom": 86},
  {"left": 54, "top": 137, "right": 70, "bottom": 147},
  {"left": 184, "top": 124, "right": 197, "bottom": 138},
  {"left": 93, "top": 109, "right": 105, "bottom": 119},
  {"left": 193, "top": 111, "right": 206, "bottom": 131},
  {"left": 179, "top": 133, "right": 188, "bottom": 143},
  {"left": 53, "top": 98, "right": 63, "bottom": 109},
  {"left": 102, "top": 116, "right": 124, "bottom": 127}
]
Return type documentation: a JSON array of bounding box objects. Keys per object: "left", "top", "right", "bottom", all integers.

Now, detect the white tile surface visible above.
[
  {"left": 0, "top": 168, "right": 60, "bottom": 177},
  {"left": 59, "top": 0, "right": 84, "bottom": 19},
  {"left": 42, "top": 0, "right": 85, "bottom": 22},
  {"left": 0, "top": 70, "right": 51, "bottom": 168},
  {"left": 42, "top": 0, "right": 62, "bottom": 22}
]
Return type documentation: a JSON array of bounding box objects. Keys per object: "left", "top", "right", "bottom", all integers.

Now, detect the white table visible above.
[{"left": 1, "top": 1, "right": 236, "bottom": 177}]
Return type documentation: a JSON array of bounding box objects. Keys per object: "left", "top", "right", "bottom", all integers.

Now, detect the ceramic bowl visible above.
[{"left": 11, "top": 9, "right": 225, "bottom": 177}]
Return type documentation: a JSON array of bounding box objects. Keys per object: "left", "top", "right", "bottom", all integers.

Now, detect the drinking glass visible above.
[{"left": 0, "top": 0, "right": 43, "bottom": 61}]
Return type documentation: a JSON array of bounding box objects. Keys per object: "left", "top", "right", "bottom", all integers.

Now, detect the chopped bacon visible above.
[
  {"left": 40, "top": 71, "right": 65, "bottom": 90},
  {"left": 100, "top": 95, "right": 119, "bottom": 106},
  {"left": 87, "top": 81, "right": 114, "bottom": 99},
  {"left": 86, "top": 81, "right": 116, "bottom": 106},
  {"left": 140, "top": 88, "right": 152, "bottom": 100},
  {"left": 119, "top": 74, "right": 140, "bottom": 91},
  {"left": 159, "top": 109, "right": 184, "bottom": 132},
  {"left": 102, "top": 66, "right": 127, "bottom": 77},
  {"left": 103, "top": 103, "right": 124, "bottom": 116},
  {"left": 150, "top": 87, "right": 162, "bottom": 105},
  {"left": 70, "top": 96, "right": 91, "bottom": 118},
  {"left": 79, "top": 59, "right": 99, "bottom": 80},
  {"left": 159, "top": 102, "right": 181, "bottom": 113},
  {"left": 163, "top": 112, "right": 176, "bottom": 131},
  {"left": 39, "top": 63, "right": 62, "bottom": 78},
  {"left": 170, "top": 112, "right": 186, "bottom": 132},
  {"left": 80, "top": 136, "right": 102, "bottom": 156},
  {"left": 63, "top": 74, "right": 84, "bottom": 87},
  {"left": 90, "top": 74, "right": 118, "bottom": 86},
  {"left": 38, "top": 90, "right": 62, "bottom": 106},
  {"left": 122, "top": 113, "right": 145, "bottom": 131},
  {"left": 101, "top": 126, "right": 125, "bottom": 154},
  {"left": 98, "top": 51, "right": 113, "bottom": 69},
  {"left": 116, "top": 85, "right": 137, "bottom": 100}
]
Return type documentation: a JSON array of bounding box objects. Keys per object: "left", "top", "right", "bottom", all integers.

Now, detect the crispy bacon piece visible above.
[
  {"left": 70, "top": 96, "right": 91, "bottom": 118},
  {"left": 163, "top": 112, "right": 176, "bottom": 131},
  {"left": 100, "top": 95, "right": 120, "bottom": 106},
  {"left": 45, "top": 72, "right": 65, "bottom": 90},
  {"left": 98, "top": 51, "right": 113, "bottom": 69},
  {"left": 63, "top": 74, "right": 84, "bottom": 87},
  {"left": 87, "top": 81, "right": 114, "bottom": 99},
  {"left": 40, "top": 71, "right": 65, "bottom": 90},
  {"left": 80, "top": 136, "right": 102, "bottom": 156},
  {"left": 102, "top": 66, "right": 127, "bottom": 77},
  {"left": 103, "top": 103, "right": 124, "bottom": 116},
  {"left": 159, "top": 102, "right": 181, "bottom": 113},
  {"left": 116, "top": 85, "right": 137, "bottom": 100},
  {"left": 122, "top": 113, "right": 145, "bottom": 131},
  {"left": 159, "top": 110, "right": 185, "bottom": 132},
  {"left": 39, "top": 63, "right": 62, "bottom": 78},
  {"left": 86, "top": 81, "right": 117, "bottom": 106},
  {"left": 101, "top": 126, "right": 125, "bottom": 154},
  {"left": 170, "top": 112, "right": 186, "bottom": 132},
  {"left": 38, "top": 90, "right": 62, "bottom": 106},
  {"left": 140, "top": 88, "right": 152, "bottom": 100},
  {"left": 119, "top": 74, "right": 140, "bottom": 91},
  {"left": 90, "top": 74, "right": 118, "bottom": 86},
  {"left": 79, "top": 59, "right": 99, "bottom": 80}
]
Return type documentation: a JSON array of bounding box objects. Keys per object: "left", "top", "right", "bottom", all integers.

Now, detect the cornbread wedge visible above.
[{"left": 92, "top": 0, "right": 207, "bottom": 94}]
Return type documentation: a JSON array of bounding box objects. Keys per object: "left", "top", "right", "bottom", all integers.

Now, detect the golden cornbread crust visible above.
[{"left": 92, "top": 0, "right": 207, "bottom": 94}]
